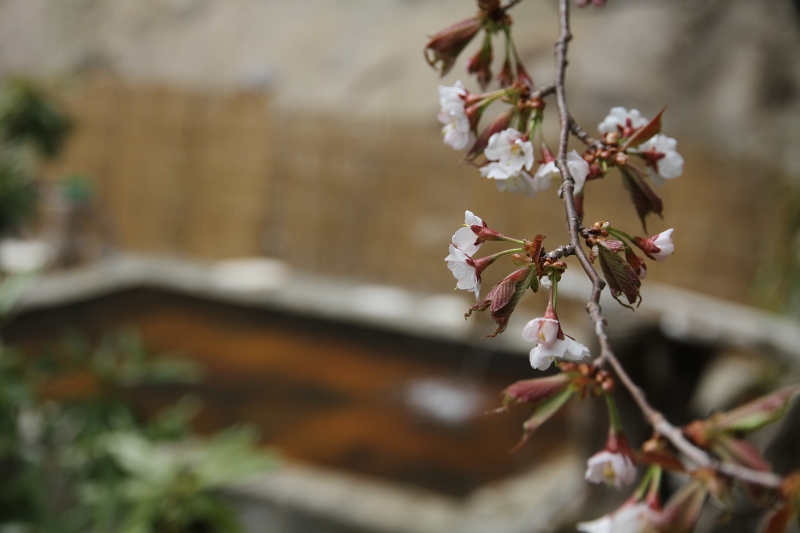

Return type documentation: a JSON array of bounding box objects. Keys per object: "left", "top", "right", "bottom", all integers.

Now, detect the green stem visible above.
[
  {"left": 485, "top": 247, "right": 525, "bottom": 261},
  {"left": 551, "top": 272, "right": 558, "bottom": 310},
  {"left": 607, "top": 227, "right": 635, "bottom": 243},
  {"left": 496, "top": 235, "right": 525, "bottom": 245},
  {"left": 526, "top": 115, "right": 541, "bottom": 142},
  {"left": 604, "top": 392, "right": 623, "bottom": 432},
  {"left": 646, "top": 466, "right": 662, "bottom": 505},
  {"left": 632, "top": 467, "right": 655, "bottom": 502},
  {"left": 508, "top": 30, "right": 522, "bottom": 66}
]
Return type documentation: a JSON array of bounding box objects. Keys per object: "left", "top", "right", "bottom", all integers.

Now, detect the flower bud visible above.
[
  {"left": 603, "top": 131, "right": 619, "bottom": 145},
  {"left": 466, "top": 43, "right": 493, "bottom": 90},
  {"left": 497, "top": 59, "right": 513, "bottom": 88},
  {"left": 632, "top": 229, "right": 674, "bottom": 262},
  {"left": 502, "top": 373, "right": 571, "bottom": 407},
  {"left": 425, "top": 16, "right": 484, "bottom": 76},
  {"left": 516, "top": 61, "right": 534, "bottom": 90}
]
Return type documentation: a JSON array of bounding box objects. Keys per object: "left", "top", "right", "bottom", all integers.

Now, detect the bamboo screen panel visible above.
[{"left": 45, "top": 77, "right": 783, "bottom": 302}]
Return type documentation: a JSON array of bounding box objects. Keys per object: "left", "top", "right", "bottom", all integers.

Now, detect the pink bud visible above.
[
  {"left": 497, "top": 59, "right": 513, "bottom": 88},
  {"left": 473, "top": 225, "right": 504, "bottom": 243},
  {"left": 502, "top": 374, "right": 571, "bottom": 406},
  {"left": 633, "top": 229, "right": 674, "bottom": 262},
  {"left": 466, "top": 254, "right": 496, "bottom": 280},
  {"left": 516, "top": 61, "right": 534, "bottom": 90},
  {"left": 466, "top": 45, "right": 493, "bottom": 90},
  {"left": 425, "top": 16, "right": 484, "bottom": 76}
]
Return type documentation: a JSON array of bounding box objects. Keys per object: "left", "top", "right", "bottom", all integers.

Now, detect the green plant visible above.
[{"left": 0, "top": 321, "right": 274, "bottom": 533}]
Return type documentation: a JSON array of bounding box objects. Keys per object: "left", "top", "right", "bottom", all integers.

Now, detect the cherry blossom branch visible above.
[
  {"left": 532, "top": 84, "right": 556, "bottom": 100},
  {"left": 550, "top": 0, "right": 782, "bottom": 491},
  {"left": 543, "top": 243, "right": 575, "bottom": 262},
  {"left": 569, "top": 116, "right": 603, "bottom": 149}
]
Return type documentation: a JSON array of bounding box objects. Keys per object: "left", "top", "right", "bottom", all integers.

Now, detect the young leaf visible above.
[
  {"left": 597, "top": 244, "right": 641, "bottom": 307},
  {"left": 620, "top": 164, "right": 663, "bottom": 232},
  {"left": 714, "top": 385, "right": 800, "bottom": 434},
  {"left": 502, "top": 374, "right": 571, "bottom": 408},
  {"left": 621, "top": 107, "right": 664, "bottom": 151},
  {"left": 511, "top": 388, "right": 574, "bottom": 450},
  {"left": 465, "top": 266, "right": 537, "bottom": 337},
  {"left": 599, "top": 239, "right": 626, "bottom": 253}
]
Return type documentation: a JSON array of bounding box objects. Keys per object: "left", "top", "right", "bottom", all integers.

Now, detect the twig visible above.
[
  {"left": 550, "top": 0, "right": 782, "bottom": 490},
  {"left": 544, "top": 244, "right": 575, "bottom": 262},
  {"left": 569, "top": 116, "right": 603, "bottom": 149},
  {"left": 532, "top": 84, "right": 556, "bottom": 100}
]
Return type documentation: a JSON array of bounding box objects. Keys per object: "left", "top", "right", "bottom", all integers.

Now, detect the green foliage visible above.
[
  {"left": 0, "top": 160, "right": 38, "bottom": 238},
  {"left": 0, "top": 326, "right": 273, "bottom": 533},
  {"left": 0, "top": 79, "right": 72, "bottom": 159},
  {"left": 93, "top": 429, "right": 275, "bottom": 533}
]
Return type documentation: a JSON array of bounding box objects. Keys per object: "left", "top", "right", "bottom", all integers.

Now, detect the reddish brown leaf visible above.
[
  {"left": 502, "top": 374, "right": 571, "bottom": 407},
  {"left": 465, "top": 267, "right": 537, "bottom": 337},
  {"left": 637, "top": 449, "right": 686, "bottom": 473},
  {"left": 622, "top": 107, "right": 665, "bottom": 151},
  {"left": 597, "top": 244, "right": 641, "bottom": 307},
  {"left": 599, "top": 239, "right": 626, "bottom": 253},
  {"left": 620, "top": 164, "right": 663, "bottom": 232},
  {"left": 424, "top": 16, "right": 484, "bottom": 76},
  {"left": 760, "top": 505, "right": 795, "bottom": 533}
]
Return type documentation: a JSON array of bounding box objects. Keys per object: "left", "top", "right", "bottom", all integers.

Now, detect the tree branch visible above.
[
  {"left": 569, "top": 115, "right": 603, "bottom": 149},
  {"left": 550, "top": 0, "right": 782, "bottom": 491}
]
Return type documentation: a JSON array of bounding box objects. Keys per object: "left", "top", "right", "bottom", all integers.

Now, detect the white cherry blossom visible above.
[
  {"left": 451, "top": 210, "right": 483, "bottom": 255},
  {"left": 635, "top": 134, "right": 684, "bottom": 185},
  {"left": 445, "top": 245, "right": 480, "bottom": 299},
  {"left": 493, "top": 171, "right": 539, "bottom": 197},
  {"left": 522, "top": 306, "right": 590, "bottom": 371},
  {"left": 531, "top": 150, "right": 590, "bottom": 194},
  {"left": 437, "top": 82, "right": 473, "bottom": 150},
  {"left": 438, "top": 80, "right": 467, "bottom": 109},
  {"left": 480, "top": 128, "right": 534, "bottom": 180},
  {"left": 598, "top": 107, "right": 648, "bottom": 135},
  {"left": 635, "top": 229, "right": 674, "bottom": 262},
  {"left": 578, "top": 503, "right": 660, "bottom": 533},
  {"left": 585, "top": 450, "right": 637, "bottom": 489}
]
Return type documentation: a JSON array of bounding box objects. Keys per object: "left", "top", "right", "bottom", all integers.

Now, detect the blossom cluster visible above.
[{"left": 427, "top": 2, "right": 800, "bottom": 533}]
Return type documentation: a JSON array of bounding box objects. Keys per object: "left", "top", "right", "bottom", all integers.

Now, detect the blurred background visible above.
[{"left": 0, "top": 0, "right": 799, "bottom": 532}]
